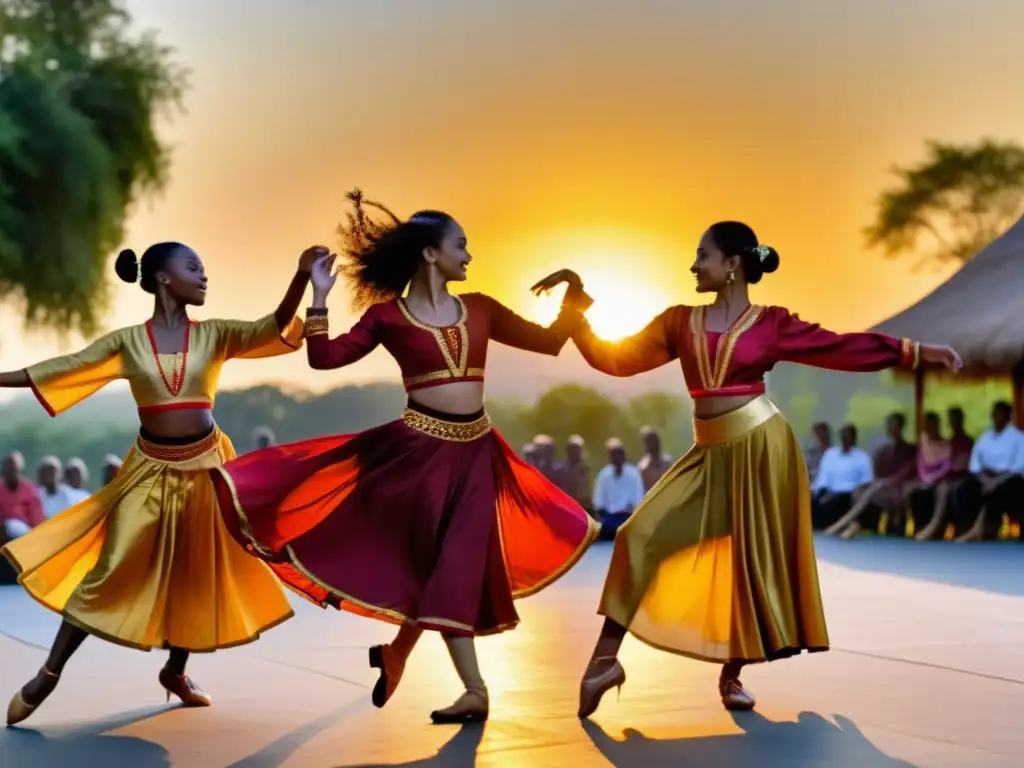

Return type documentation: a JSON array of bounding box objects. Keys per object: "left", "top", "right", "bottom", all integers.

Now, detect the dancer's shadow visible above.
[
  {"left": 0, "top": 705, "right": 170, "bottom": 767},
  {"left": 584, "top": 711, "right": 917, "bottom": 767},
  {"left": 227, "top": 699, "right": 367, "bottom": 768},
  {"left": 341, "top": 723, "right": 485, "bottom": 767}
]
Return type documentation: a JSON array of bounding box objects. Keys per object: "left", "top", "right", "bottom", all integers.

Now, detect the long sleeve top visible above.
[
  {"left": 24, "top": 314, "right": 304, "bottom": 417},
  {"left": 304, "top": 287, "right": 593, "bottom": 389},
  {"left": 573, "top": 304, "right": 918, "bottom": 398}
]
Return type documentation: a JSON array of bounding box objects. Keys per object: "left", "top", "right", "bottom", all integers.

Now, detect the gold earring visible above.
[{"left": 726, "top": 270, "right": 735, "bottom": 284}]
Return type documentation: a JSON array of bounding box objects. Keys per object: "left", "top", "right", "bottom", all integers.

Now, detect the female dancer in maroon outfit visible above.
[{"left": 212, "top": 192, "right": 598, "bottom": 723}]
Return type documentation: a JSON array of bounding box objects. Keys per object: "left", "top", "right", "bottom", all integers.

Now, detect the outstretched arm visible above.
[
  {"left": 0, "top": 371, "right": 29, "bottom": 387},
  {"left": 484, "top": 284, "right": 594, "bottom": 356},
  {"left": 774, "top": 308, "right": 960, "bottom": 373},
  {"left": 0, "top": 331, "right": 124, "bottom": 416},
  {"left": 573, "top": 306, "right": 683, "bottom": 377}
]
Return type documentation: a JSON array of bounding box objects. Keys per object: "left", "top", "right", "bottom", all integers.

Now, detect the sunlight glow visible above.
[{"left": 532, "top": 263, "right": 673, "bottom": 341}]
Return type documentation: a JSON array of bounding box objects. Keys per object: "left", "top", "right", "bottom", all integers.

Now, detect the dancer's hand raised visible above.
[
  {"left": 299, "top": 245, "right": 329, "bottom": 273},
  {"left": 311, "top": 254, "right": 338, "bottom": 298},
  {"left": 530, "top": 269, "right": 583, "bottom": 296}
]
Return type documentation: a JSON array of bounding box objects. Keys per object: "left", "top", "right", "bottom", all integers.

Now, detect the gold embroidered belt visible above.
[
  {"left": 400, "top": 409, "right": 492, "bottom": 442},
  {"left": 693, "top": 396, "right": 780, "bottom": 447},
  {"left": 136, "top": 429, "right": 221, "bottom": 463}
]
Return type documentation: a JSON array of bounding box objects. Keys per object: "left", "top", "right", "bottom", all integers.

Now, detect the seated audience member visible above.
[
  {"left": 827, "top": 412, "right": 917, "bottom": 538},
  {"left": 253, "top": 426, "right": 276, "bottom": 451},
  {"left": 811, "top": 424, "right": 872, "bottom": 530},
  {"left": 946, "top": 406, "right": 975, "bottom": 474},
  {"left": 949, "top": 401, "right": 1024, "bottom": 542},
  {"left": 532, "top": 434, "right": 557, "bottom": 479},
  {"left": 906, "top": 412, "right": 958, "bottom": 540},
  {"left": 102, "top": 455, "right": 123, "bottom": 487},
  {"left": 521, "top": 442, "right": 538, "bottom": 467},
  {"left": 593, "top": 438, "right": 645, "bottom": 541},
  {"left": 1, "top": 451, "right": 44, "bottom": 548},
  {"left": 554, "top": 435, "right": 593, "bottom": 517},
  {"left": 637, "top": 426, "right": 673, "bottom": 492},
  {"left": 37, "top": 456, "right": 79, "bottom": 519},
  {"left": 804, "top": 422, "right": 832, "bottom": 486}
]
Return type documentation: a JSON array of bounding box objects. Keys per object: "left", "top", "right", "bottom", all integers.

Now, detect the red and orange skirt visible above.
[{"left": 211, "top": 402, "right": 599, "bottom": 636}]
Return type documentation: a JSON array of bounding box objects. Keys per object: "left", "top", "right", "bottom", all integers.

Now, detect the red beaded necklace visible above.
[{"left": 145, "top": 319, "right": 193, "bottom": 397}]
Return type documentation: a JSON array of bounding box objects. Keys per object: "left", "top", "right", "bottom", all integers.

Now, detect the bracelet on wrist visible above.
[{"left": 303, "top": 315, "right": 329, "bottom": 337}]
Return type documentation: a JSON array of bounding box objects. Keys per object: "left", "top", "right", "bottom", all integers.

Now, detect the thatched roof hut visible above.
[{"left": 872, "top": 216, "right": 1024, "bottom": 427}]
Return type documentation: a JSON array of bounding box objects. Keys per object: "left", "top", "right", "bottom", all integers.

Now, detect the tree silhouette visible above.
[
  {"left": 865, "top": 139, "right": 1024, "bottom": 268},
  {"left": 0, "top": 0, "right": 187, "bottom": 335}
]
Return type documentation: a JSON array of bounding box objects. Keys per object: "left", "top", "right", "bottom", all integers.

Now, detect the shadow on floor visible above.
[
  {"left": 0, "top": 705, "right": 170, "bottom": 767},
  {"left": 584, "top": 711, "right": 916, "bottom": 767},
  {"left": 226, "top": 699, "right": 368, "bottom": 768},
  {"left": 813, "top": 535, "right": 1024, "bottom": 597},
  {"left": 342, "top": 723, "right": 484, "bottom": 767}
]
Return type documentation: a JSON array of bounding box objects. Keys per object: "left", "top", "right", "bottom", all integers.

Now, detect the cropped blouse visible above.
[
  {"left": 25, "top": 314, "right": 304, "bottom": 417},
  {"left": 573, "top": 304, "right": 919, "bottom": 398},
  {"left": 304, "top": 287, "right": 593, "bottom": 390}
]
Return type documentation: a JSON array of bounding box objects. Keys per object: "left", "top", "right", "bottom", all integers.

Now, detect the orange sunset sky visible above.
[{"left": 2, "top": 0, "right": 1023, "bottom": 396}]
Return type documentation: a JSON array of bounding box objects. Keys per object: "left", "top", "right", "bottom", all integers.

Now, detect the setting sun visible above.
[{"left": 531, "top": 267, "right": 673, "bottom": 341}]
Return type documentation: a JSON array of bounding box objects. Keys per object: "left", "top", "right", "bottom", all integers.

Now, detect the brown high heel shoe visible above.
[
  {"left": 159, "top": 666, "right": 212, "bottom": 707},
  {"left": 369, "top": 644, "right": 407, "bottom": 708},
  {"left": 6, "top": 666, "right": 60, "bottom": 726},
  {"left": 578, "top": 656, "right": 626, "bottom": 719},
  {"left": 430, "top": 687, "right": 489, "bottom": 724},
  {"left": 719, "top": 675, "right": 756, "bottom": 711}
]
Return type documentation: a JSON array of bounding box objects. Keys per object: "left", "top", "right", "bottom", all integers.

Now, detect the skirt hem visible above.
[
  {"left": 5, "top": 546, "right": 296, "bottom": 652},
  {"left": 286, "top": 544, "right": 521, "bottom": 637},
  {"left": 616, "top": 615, "right": 831, "bottom": 665}
]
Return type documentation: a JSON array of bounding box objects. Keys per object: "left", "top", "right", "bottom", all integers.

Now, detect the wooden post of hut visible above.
[
  {"left": 913, "top": 368, "right": 926, "bottom": 437},
  {"left": 1013, "top": 360, "right": 1024, "bottom": 430}
]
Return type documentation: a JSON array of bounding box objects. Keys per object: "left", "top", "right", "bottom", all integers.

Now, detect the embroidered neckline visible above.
[
  {"left": 145, "top": 319, "right": 196, "bottom": 397},
  {"left": 397, "top": 296, "right": 469, "bottom": 378},
  {"left": 689, "top": 305, "right": 764, "bottom": 391}
]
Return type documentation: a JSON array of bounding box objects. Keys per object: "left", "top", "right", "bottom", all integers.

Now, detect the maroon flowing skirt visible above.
[{"left": 211, "top": 403, "right": 599, "bottom": 636}]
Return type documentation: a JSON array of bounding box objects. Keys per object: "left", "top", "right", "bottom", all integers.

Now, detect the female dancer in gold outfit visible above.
[
  {"left": 537, "top": 221, "right": 961, "bottom": 717},
  {"left": 1, "top": 242, "right": 319, "bottom": 725}
]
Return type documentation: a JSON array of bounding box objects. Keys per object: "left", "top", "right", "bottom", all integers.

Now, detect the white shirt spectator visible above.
[
  {"left": 968, "top": 425, "right": 1024, "bottom": 473},
  {"left": 38, "top": 483, "right": 81, "bottom": 519},
  {"left": 593, "top": 463, "right": 646, "bottom": 514},
  {"left": 812, "top": 446, "right": 874, "bottom": 494},
  {"left": 66, "top": 486, "right": 90, "bottom": 505}
]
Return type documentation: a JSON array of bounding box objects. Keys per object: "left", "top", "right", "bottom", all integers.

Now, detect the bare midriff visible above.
[
  {"left": 139, "top": 408, "right": 216, "bottom": 438},
  {"left": 408, "top": 381, "right": 486, "bottom": 416},
  {"left": 692, "top": 392, "right": 760, "bottom": 419}
]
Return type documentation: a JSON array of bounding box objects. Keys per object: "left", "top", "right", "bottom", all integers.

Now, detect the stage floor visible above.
[{"left": 1, "top": 536, "right": 1022, "bottom": 767}]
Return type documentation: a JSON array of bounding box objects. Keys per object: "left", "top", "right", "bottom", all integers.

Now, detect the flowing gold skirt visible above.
[
  {"left": 599, "top": 396, "right": 829, "bottom": 664},
  {"left": 1, "top": 429, "right": 293, "bottom": 652}
]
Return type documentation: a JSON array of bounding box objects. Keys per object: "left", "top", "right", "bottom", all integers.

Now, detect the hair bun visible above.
[
  {"left": 748, "top": 244, "right": 780, "bottom": 275},
  {"left": 114, "top": 248, "right": 139, "bottom": 284}
]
